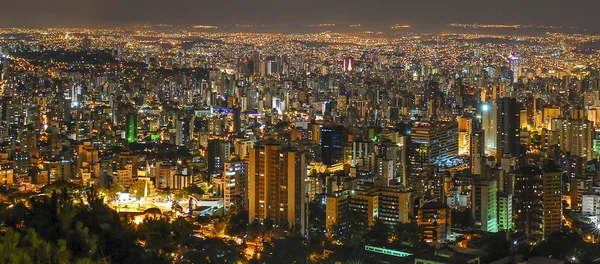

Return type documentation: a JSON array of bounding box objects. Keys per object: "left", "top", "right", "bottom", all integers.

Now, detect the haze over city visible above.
[{"left": 1, "top": 0, "right": 599, "bottom": 30}]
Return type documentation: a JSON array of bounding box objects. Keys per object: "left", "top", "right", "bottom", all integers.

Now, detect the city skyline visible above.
[{"left": 0, "top": 2, "right": 599, "bottom": 263}]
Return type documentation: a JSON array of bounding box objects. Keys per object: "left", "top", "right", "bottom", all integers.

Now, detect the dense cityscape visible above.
[{"left": 0, "top": 23, "right": 598, "bottom": 263}]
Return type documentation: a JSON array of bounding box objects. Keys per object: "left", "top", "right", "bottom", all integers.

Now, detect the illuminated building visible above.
[
  {"left": 115, "top": 165, "right": 133, "bottom": 187},
  {"left": 233, "top": 137, "right": 253, "bottom": 159},
  {"left": 172, "top": 173, "right": 192, "bottom": 190},
  {"left": 552, "top": 118, "right": 593, "bottom": 159},
  {"left": 408, "top": 122, "right": 458, "bottom": 192},
  {"left": 320, "top": 125, "right": 346, "bottom": 165},
  {"left": 207, "top": 139, "right": 232, "bottom": 174},
  {"left": 457, "top": 116, "right": 474, "bottom": 156},
  {"left": 418, "top": 202, "right": 451, "bottom": 243},
  {"left": 374, "top": 187, "right": 411, "bottom": 226},
  {"left": 156, "top": 162, "right": 176, "bottom": 189},
  {"left": 248, "top": 142, "right": 307, "bottom": 234},
  {"left": 77, "top": 141, "right": 99, "bottom": 179},
  {"left": 470, "top": 131, "right": 484, "bottom": 175},
  {"left": 513, "top": 163, "right": 562, "bottom": 241},
  {"left": 326, "top": 189, "right": 377, "bottom": 230},
  {"left": 481, "top": 101, "right": 497, "bottom": 156},
  {"left": 582, "top": 194, "right": 600, "bottom": 221},
  {"left": 347, "top": 140, "right": 373, "bottom": 167},
  {"left": 223, "top": 159, "right": 248, "bottom": 213},
  {"left": 542, "top": 169, "right": 562, "bottom": 239},
  {"left": 496, "top": 97, "right": 521, "bottom": 160},
  {"left": 498, "top": 193, "right": 513, "bottom": 231},
  {"left": 325, "top": 185, "right": 410, "bottom": 229},
  {"left": 343, "top": 58, "right": 353, "bottom": 72},
  {"left": 509, "top": 56, "right": 520, "bottom": 83},
  {"left": 0, "top": 162, "right": 13, "bottom": 186},
  {"left": 126, "top": 113, "right": 138, "bottom": 144},
  {"left": 472, "top": 178, "right": 498, "bottom": 233},
  {"left": 380, "top": 138, "right": 408, "bottom": 186},
  {"left": 543, "top": 107, "right": 561, "bottom": 130},
  {"left": 377, "top": 159, "right": 395, "bottom": 186}
]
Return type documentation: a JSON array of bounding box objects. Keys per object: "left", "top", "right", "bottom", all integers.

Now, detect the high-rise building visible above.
[
  {"left": 223, "top": 159, "right": 249, "bottom": 213},
  {"left": 513, "top": 163, "right": 562, "bottom": 241},
  {"left": 233, "top": 137, "right": 253, "bottom": 159},
  {"left": 482, "top": 101, "right": 498, "bottom": 156},
  {"left": 470, "top": 131, "right": 485, "bottom": 175},
  {"left": 343, "top": 58, "right": 353, "bottom": 72},
  {"left": 408, "top": 122, "right": 458, "bottom": 192},
  {"left": 377, "top": 159, "right": 395, "bottom": 186},
  {"left": 248, "top": 143, "right": 307, "bottom": 234},
  {"left": 321, "top": 125, "right": 346, "bottom": 165},
  {"left": 513, "top": 165, "right": 543, "bottom": 240},
  {"left": 326, "top": 186, "right": 411, "bottom": 229},
  {"left": 418, "top": 202, "right": 451, "bottom": 243},
  {"left": 542, "top": 169, "right": 562, "bottom": 239},
  {"left": 496, "top": 97, "right": 521, "bottom": 160},
  {"left": 472, "top": 178, "right": 498, "bottom": 233},
  {"left": 509, "top": 56, "right": 520, "bottom": 83},
  {"left": 326, "top": 189, "right": 377, "bottom": 230},
  {"left": 582, "top": 194, "right": 600, "bottom": 222},
  {"left": 156, "top": 162, "right": 176, "bottom": 189},
  {"left": 552, "top": 118, "right": 594, "bottom": 159},
  {"left": 542, "top": 107, "right": 561, "bottom": 130},
  {"left": 498, "top": 193, "right": 513, "bottom": 231},
  {"left": 374, "top": 187, "right": 411, "bottom": 226},
  {"left": 126, "top": 113, "right": 138, "bottom": 143},
  {"left": 457, "top": 116, "right": 474, "bottom": 156},
  {"left": 207, "top": 139, "right": 232, "bottom": 174},
  {"left": 569, "top": 176, "right": 594, "bottom": 211}
]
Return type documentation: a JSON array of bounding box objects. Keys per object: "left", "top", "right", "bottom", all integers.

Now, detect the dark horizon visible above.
[{"left": 1, "top": 0, "right": 599, "bottom": 30}]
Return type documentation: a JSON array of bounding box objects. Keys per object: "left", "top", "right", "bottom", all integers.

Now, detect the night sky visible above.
[{"left": 1, "top": 0, "right": 599, "bottom": 29}]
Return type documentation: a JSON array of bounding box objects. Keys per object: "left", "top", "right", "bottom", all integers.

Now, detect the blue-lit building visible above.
[
  {"left": 321, "top": 125, "right": 346, "bottom": 165},
  {"left": 408, "top": 122, "right": 458, "bottom": 192}
]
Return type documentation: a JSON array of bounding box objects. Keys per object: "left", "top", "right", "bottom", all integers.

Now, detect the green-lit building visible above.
[
  {"left": 126, "top": 113, "right": 138, "bottom": 143},
  {"left": 498, "top": 193, "right": 513, "bottom": 231},
  {"left": 472, "top": 177, "right": 498, "bottom": 233}
]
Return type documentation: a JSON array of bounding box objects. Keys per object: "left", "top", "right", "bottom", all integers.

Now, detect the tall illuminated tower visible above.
[
  {"left": 513, "top": 163, "right": 562, "bottom": 241},
  {"left": 472, "top": 178, "right": 498, "bottom": 233},
  {"left": 481, "top": 101, "right": 497, "bottom": 156},
  {"left": 509, "top": 56, "right": 519, "bottom": 83},
  {"left": 248, "top": 142, "right": 307, "bottom": 234},
  {"left": 126, "top": 113, "right": 138, "bottom": 144}
]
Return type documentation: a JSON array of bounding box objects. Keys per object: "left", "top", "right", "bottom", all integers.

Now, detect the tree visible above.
[
  {"left": 451, "top": 209, "right": 474, "bottom": 228},
  {"left": 182, "top": 238, "right": 244, "bottom": 264},
  {"left": 227, "top": 209, "right": 249, "bottom": 237},
  {"left": 363, "top": 220, "right": 389, "bottom": 247},
  {"left": 0, "top": 228, "right": 31, "bottom": 263},
  {"left": 265, "top": 235, "right": 308, "bottom": 264},
  {"left": 531, "top": 231, "right": 591, "bottom": 262},
  {"left": 263, "top": 218, "right": 275, "bottom": 241},
  {"left": 108, "top": 183, "right": 125, "bottom": 201},
  {"left": 171, "top": 217, "right": 195, "bottom": 246},
  {"left": 331, "top": 209, "right": 368, "bottom": 248},
  {"left": 66, "top": 222, "right": 99, "bottom": 259},
  {"left": 391, "top": 222, "right": 426, "bottom": 248},
  {"left": 136, "top": 218, "right": 176, "bottom": 252},
  {"left": 308, "top": 200, "right": 326, "bottom": 234},
  {"left": 0, "top": 190, "right": 161, "bottom": 263}
]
